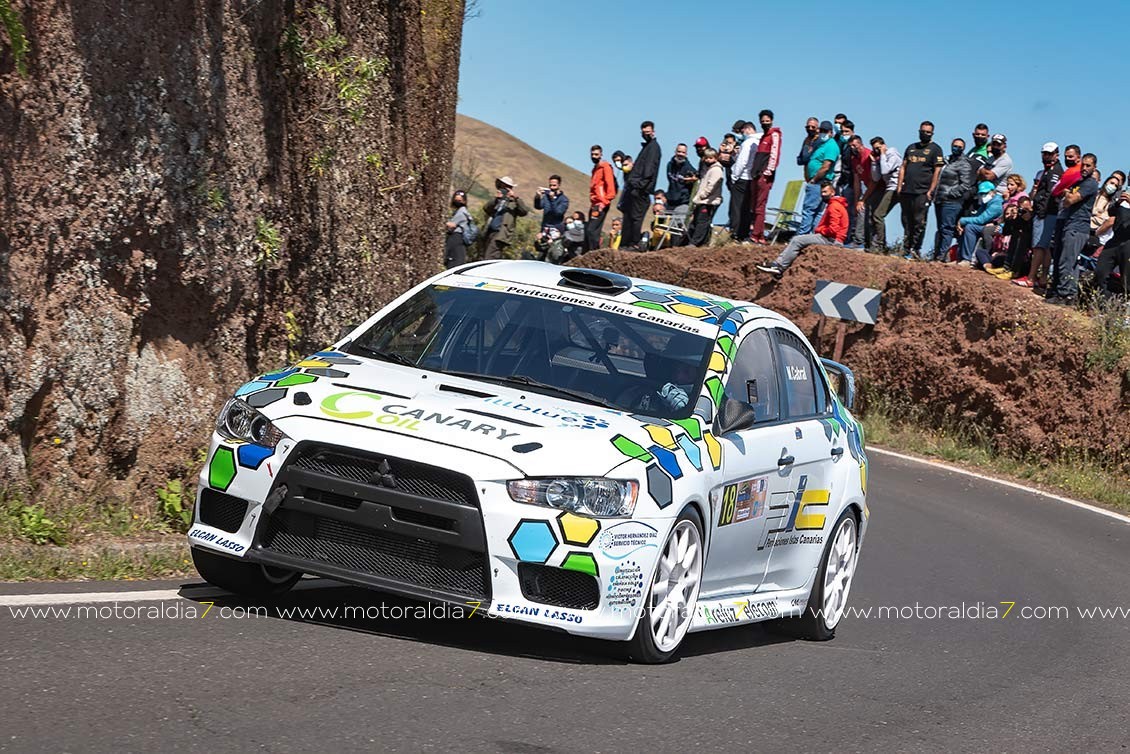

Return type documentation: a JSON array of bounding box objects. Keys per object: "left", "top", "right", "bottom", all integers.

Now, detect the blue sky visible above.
[{"left": 458, "top": 0, "right": 1130, "bottom": 236}]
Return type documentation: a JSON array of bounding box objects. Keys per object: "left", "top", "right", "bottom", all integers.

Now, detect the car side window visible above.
[
  {"left": 773, "top": 329, "right": 828, "bottom": 418},
  {"left": 723, "top": 328, "right": 780, "bottom": 424}
]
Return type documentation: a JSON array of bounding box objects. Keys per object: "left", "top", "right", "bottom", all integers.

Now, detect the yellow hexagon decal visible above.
[
  {"left": 671, "top": 303, "right": 709, "bottom": 318},
  {"left": 643, "top": 424, "right": 677, "bottom": 449},
  {"left": 297, "top": 359, "right": 331, "bottom": 368},
  {"left": 709, "top": 351, "right": 726, "bottom": 372},
  {"left": 557, "top": 511, "right": 599, "bottom": 546}
]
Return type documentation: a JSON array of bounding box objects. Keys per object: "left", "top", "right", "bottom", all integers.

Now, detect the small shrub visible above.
[
  {"left": 18, "top": 505, "right": 63, "bottom": 545},
  {"left": 157, "top": 480, "right": 192, "bottom": 532},
  {"left": 254, "top": 217, "right": 282, "bottom": 265}
]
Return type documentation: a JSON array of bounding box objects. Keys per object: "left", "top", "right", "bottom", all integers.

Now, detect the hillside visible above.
[{"left": 453, "top": 113, "right": 590, "bottom": 209}]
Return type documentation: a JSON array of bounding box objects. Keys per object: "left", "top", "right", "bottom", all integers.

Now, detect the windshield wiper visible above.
[
  {"left": 349, "top": 344, "right": 418, "bottom": 368},
  {"left": 440, "top": 371, "right": 616, "bottom": 410}
]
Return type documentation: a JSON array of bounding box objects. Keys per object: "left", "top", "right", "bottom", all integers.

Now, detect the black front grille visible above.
[
  {"left": 290, "top": 446, "right": 478, "bottom": 506},
  {"left": 518, "top": 563, "right": 600, "bottom": 610},
  {"left": 197, "top": 489, "right": 248, "bottom": 533},
  {"left": 262, "top": 509, "right": 488, "bottom": 600}
]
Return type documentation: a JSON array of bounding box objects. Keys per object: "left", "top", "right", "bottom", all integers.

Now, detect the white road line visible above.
[
  {"left": 870, "top": 446, "right": 1130, "bottom": 526},
  {"left": 0, "top": 578, "right": 336, "bottom": 607}
]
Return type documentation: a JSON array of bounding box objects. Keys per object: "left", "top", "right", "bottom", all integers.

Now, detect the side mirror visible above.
[
  {"left": 716, "top": 395, "right": 758, "bottom": 436},
  {"left": 820, "top": 357, "right": 856, "bottom": 410},
  {"left": 337, "top": 323, "right": 359, "bottom": 342}
]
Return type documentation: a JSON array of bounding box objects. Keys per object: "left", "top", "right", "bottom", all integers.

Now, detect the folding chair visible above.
[
  {"left": 766, "top": 179, "right": 804, "bottom": 242},
  {"left": 650, "top": 210, "right": 688, "bottom": 250}
]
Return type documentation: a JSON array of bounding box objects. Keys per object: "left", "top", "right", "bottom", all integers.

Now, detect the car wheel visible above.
[
  {"left": 191, "top": 547, "right": 302, "bottom": 597},
  {"left": 624, "top": 506, "right": 704, "bottom": 664},
  {"left": 768, "top": 508, "right": 859, "bottom": 641}
]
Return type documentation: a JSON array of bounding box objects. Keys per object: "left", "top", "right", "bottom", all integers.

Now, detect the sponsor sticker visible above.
[
  {"left": 597, "top": 521, "right": 659, "bottom": 560},
  {"left": 605, "top": 559, "right": 645, "bottom": 612},
  {"left": 717, "top": 475, "right": 768, "bottom": 526}
]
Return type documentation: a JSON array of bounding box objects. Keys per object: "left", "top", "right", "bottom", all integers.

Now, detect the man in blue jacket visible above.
[
  {"left": 534, "top": 175, "right": 569, "bottom": 232},
  {"left": 954, "top": 181, "right": 1003, "bottom": 267}
]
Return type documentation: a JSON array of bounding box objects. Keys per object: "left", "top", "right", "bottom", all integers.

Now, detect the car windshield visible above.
[{"left": 345, "top": 284, "right": 714, "bottom": 419}]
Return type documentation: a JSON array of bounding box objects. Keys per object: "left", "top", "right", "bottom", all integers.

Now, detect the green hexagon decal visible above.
[
  {"left": 209, "top": 446, "right": 237, "bottom": 491},
  {"left": 561, "top": 552, "right": 598, "bottom": 579}
]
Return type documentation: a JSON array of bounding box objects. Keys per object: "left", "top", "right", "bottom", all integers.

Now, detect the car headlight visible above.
[
  {"left": 215, "top": 398, "right": 288, "bottom": 448},
  {"left": 507, "top": 478, "right": 638, "bottom": 518}
]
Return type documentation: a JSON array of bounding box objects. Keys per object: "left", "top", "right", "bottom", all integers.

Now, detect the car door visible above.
[
  {"left": 701, "top": 323, "right": 794, "bottom": 597},
  {"left": 759, "top": 326, "right": 838, "bottom": 592}
]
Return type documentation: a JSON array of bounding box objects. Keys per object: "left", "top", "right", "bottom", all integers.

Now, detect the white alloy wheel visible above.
[
  {"left": 649, "top": 518, "right": 704, "bottom": 653},
  {"left": 820, "top": 515, "right": 858, "bottom": 630}
]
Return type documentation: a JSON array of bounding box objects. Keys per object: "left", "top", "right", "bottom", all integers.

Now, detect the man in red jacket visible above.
[
  {"left": 585, "top": 144, "right": 617, "bottom": 251},
  {"left": 756, "top": 181, "right": 848, "bottom": 277},
  {"left": 748, "top": 109, "right": 783, "bottom": 243}
]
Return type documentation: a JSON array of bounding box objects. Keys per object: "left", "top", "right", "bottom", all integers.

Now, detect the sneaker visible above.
[
  {"left": 755, "top": 263, "right": 784, "bottom": 277},
  {"left": 956, "top": 260, "right": 972, "bottom": 268},
  {"left": 902, "top": 253, "right": 915, "bottom": 260},
  {"left": 991, "top": 268, "right": 1014, "bottom": 279},
  {"left": 985, "top": 265, "right": 1005, "bottom": 274}
]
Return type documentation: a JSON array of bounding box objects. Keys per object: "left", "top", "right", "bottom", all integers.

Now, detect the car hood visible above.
[{"left": 235, "top": 353, "right": 695, "bottom": 479}]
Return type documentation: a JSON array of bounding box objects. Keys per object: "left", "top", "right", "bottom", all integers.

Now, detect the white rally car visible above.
[{"left": 189, "top": 261, "right": 869, "bottom": 662}]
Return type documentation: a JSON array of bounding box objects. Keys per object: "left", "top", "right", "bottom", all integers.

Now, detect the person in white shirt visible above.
[
  {"left": 860, "top": 136, "right": 902, "bottom": 251},
  {"left": 727, "top": 120, "right": 759, "bottom": 242}
]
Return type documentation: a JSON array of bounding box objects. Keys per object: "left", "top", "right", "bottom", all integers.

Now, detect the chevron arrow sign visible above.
[{"left": 811, "top": 280, "right": 881, "bottom": 325}]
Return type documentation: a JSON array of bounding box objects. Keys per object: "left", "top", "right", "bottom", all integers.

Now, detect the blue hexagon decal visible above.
[{"left": 507, "top": 519, "right": 558, "bottom": 563}]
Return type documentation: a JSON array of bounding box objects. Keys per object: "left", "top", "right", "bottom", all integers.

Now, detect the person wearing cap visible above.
[
  {"left": 444, "top": 189, "right": 474, "bottom": 269},
  {"left": 749, "top": 109, "right": 783, "bottom": 244},
  {"left": 665, "top": 143, "right": 698, "bottom": 222},
  {"left": 954, "top": 180, "right": 1004, "bottom": 267},
  {"left": 896, "top": 120, "right": 945, "bottom": 258},
  {"left": 1016, "top": 142, "right": 1066, "bottom": 289},
  {"left": 693, "top": 136, "right": 711, "bottom": 161},
  {"left": 930, "top": 137, "right": 975, "bottom": 261},
  {"left": 585, "top": 145, "right": 617, "bottom": 252},
  {"left": 482, "top": 176, "right": 530, "bottom": 260},
  {"left": 729, "top": 120, "right": 759, "bottom": 241},
  {"left": 797, "top": 120, "right": 840, "bottom": 235},
  {"left": 978, "top": 134, "right": 1014, "bottom": 197},
  {"left": 622, "top": 120, "right": 661, "bottom": 249}
]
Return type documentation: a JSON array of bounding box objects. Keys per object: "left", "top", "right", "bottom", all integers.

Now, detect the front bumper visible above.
[{"left": 189, "top": 419, "right": 668, "bottom": 641}]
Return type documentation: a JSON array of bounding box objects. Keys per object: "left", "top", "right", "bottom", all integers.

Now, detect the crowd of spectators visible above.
[{"left": 445, "top": 116, "right": 1130, "bottom": 307}]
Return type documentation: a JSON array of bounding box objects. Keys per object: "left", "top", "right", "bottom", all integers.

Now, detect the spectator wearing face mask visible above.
[
  {"left": 562, "top": 210, "right": 587, "bottom": 261},
  {"left": 756, "top": 181, "right": 848, "bottom": 278},
  {"left": 968, "top": 123, "right": 991, "bottom": 169},
  {"left": 989, "top": 197, "right": 1035, "bottom": 279},
  {"left": 844, "top": 135, "right": 873, "bottom": 248},
  {"left": 796, "top": 116, "right": 819, "bottom": 175},
  {"left": 728, "top": 120, "right": 759, "bottom": 241},
  {"left": 1046, "top": 153, "right": 1100, "bottom": 304},
  {"left": 931, "top": 138, "right": 976, "bottom": 261},
  {"left": 622, "top": 120, "right": 661, "bottom": 249},
  {"left": 834, "top": 120, "right": 859, "bottom": 241},
  {"left": 534, "top": 175, "right": 569, "bottom": 232},
  {"left": 665, "top": 143, "right": 697, "bottom": 222},
  {"left": 444, "top": 190, "right": 473, "bottom": 269},
  {"left": 1091, "top": 171, "right": 1125, "bottom": 244},
  {"left": 1016, "top": 142, "right": 1066, "bottom": 290},
  {"left": 954, "top": 180, "right": 1004, "bottom": 268},
  {"left": 896, "top": 121, "right": 945, "bottom": 258},
  {"left": 861, "top": 136, "right": 902, "bottom": 251},
  {"left": 605, "top": 216, "right": 623, "bottom": 250},
  {"left": 748, "top": 109, "right": 783, "bottom": 244},
  {"left": 687, "top": 148, "right": 724, "bottom": 247},
  {"left": 797, "top": 120, "right": 840, "bottom": 235},
  {"left": 1093, "top": 183, "right": 1130, "bottom": 297},
  {"left": 585, "top": 145, "right": 617, "bottom": 252}
]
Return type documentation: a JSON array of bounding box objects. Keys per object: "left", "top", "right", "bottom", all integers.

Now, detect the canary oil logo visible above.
[{"left": 320, "top": 390, "right": 385, "bottom": 420}]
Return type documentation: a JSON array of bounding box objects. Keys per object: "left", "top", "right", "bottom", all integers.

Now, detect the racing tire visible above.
[
  {"left": 191, "top": 546, "right": 302, "bottom": 597},
  {"left": 767, "top": 508, "right": 859, "bottom": 641},
  {"left": 624, "top": 506, "right": 705, "bottom": 664}
]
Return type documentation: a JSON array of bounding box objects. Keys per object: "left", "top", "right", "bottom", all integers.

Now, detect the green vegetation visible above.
[
  {"left": 861, "top": 398, "right": 1130, "bottom": 514},
  {"left": 0, "top": 543, "right": 192, "bottom": 581},
  {"left": 284, "top": 310, "right": 302, "bottom": 362},
  {"left": 282, "top": 4, "right": 389, "bottom": 128},
  {"left": 253, "top": 217, "right": 282, "bottom": 266},
  {"left": 1082, "top": 295, "right": 1130, "bottom": 372},
  {"left": 157, "top": 480, "right": 192, "bottom": 531},
  {"left": 16, "top": 504, "right": 62, "bottom": 545},
  {"left": 0, "top": 0, "right": 29, "bottom": 76}
]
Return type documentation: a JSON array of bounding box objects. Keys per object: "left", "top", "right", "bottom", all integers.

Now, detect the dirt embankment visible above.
[
  {"left": 0, "top": 0, "right": 464, "bottom": 501},
  {"left": 581, "top": 244, "right": 1130, "bottom": 470}
]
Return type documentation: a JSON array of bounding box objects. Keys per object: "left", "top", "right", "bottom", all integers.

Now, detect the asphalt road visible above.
[{"left": 2, "top": 452, "right": 1128, "bottom": 753}]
